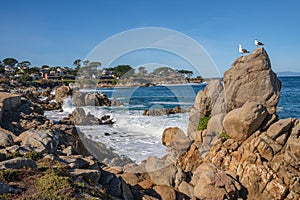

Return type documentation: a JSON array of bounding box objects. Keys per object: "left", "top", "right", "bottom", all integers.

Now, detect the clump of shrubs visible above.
[{"left": 197, "top": 116, "right": 211, "bottom": 131}]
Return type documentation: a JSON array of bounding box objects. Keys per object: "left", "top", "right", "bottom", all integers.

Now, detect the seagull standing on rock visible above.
[
  {"left": 238, "top": 44, "right": 250, "bottom": 54},
  {"left": 255, "top": 39, "right": 264, "bottom": 47}
]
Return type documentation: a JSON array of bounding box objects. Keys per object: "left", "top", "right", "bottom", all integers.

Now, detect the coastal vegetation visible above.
[
  {"left": 197, "top": 116, "right": 211, "bottom": 130},
  {"left": 0, "top": 57, "right": 204, "bottom": 87}
]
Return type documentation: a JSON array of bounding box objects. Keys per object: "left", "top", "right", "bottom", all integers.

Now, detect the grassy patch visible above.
[
  {"left": 5, "top": 151, "right": 22, "bottom": 160},
  {"left": 197, "top": 116, "right": 211, "bottom": 131},
  {"left": 0, "top": 169, "right": 20, "bottom": 182},
  {"left": 23, "top": 151, "right": 41, "bottom": 161},
  {"left": 35, "top": 169, "right": 75, "bottom": 200},
  {"left": 218, "top": 132, "right": 231, "bottom": 140}
]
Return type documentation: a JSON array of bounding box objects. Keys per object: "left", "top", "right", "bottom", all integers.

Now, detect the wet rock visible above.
[
  {"left": 143, "top": 106, "right": 187, "bottom": 116},
  {"left": 55, "top": 85, "right": 71, "bottom": 104}
]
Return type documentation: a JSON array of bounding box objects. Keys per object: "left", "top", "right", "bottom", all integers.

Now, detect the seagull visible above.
[
  {"left": 238, "top": 44, "right": 250, "bottom": 54},
  {"left": 255, "top": 39, "right": 264, "bottom": 47}
]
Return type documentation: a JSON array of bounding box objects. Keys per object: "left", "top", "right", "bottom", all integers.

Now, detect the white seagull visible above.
[
  {"left": 255, "top": 39, "right": 264, "bottom": 47},
  {"left": 238, "top": 44, "right": 250, "bottom": 54}
]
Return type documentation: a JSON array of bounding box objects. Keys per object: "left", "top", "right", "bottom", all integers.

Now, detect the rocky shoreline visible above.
[{"left": 0, "top": 48, "right": 299, "bottom": 199}]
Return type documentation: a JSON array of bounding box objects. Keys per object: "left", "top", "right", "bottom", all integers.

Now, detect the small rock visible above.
[
  {"left": 0, "top": 181, "right": 18, "bottom": 194},
  {"left": 0, "top": 157, "right": 37, "bottom": 169},
  {"left": 153, "top": 185, "right": 176, "bottom": 200}
]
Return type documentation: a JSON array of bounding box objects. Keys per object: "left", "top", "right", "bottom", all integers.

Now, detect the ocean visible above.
[{"left": 46, "top": 77, "right": 299, "bottom": 163}]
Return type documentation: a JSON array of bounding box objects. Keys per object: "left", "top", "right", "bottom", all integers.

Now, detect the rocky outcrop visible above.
[
  {"left": 0, "top": 92, "right": 21, "bottom": 123},
  {"left": 224, "top": 48, "right": 281, "bottom": 114},
  {"left": 55, "top": 85, "right": 71, "bottom": 104},
  {"left": 188, "top": 79, "right": 225, "bottom": 137},
  {"left": 72, "top": 92, "right": 112, "bottom": 107},
  {"left": 143, "top": 106, "right": 188, "bottom": 116},
  {"left": 16, "top": 129, "right": 59, "bottom": 154}
]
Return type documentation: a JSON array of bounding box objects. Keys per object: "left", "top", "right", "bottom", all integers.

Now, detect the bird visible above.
[
  {"left": 238, "top": 44, "right": 250, "bottom": 54},
  {"left": 255, "top": 39, "right": 264, "bottom": 47}
]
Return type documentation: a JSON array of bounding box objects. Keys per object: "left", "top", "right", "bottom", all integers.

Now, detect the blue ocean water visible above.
[
  {"left": 99, "top": 77, "right": 299, "bottom": 120},
  {"left": 47, "top": 78, "right": 298, "bottom": 163},
  {"left": 277, "top": 76, "right": 300, "bottom": 119}
]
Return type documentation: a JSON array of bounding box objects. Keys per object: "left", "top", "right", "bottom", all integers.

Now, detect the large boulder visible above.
[
  {"left": 17, "top": 129, "right": 59, "bottom": 154},
  {"left": 188, "top": 80, "right": 225, "bottom": 137},
  {"left": 73, "top": 92, "right": 111, "bottom": 107},
  {"left": 0, "top": 128, "right": 14, "bottom": 148},
  {"left": 224, "top": 48, "right": 281, "bottom": 114},
  {"left": 223, "top": 102, "right": 268, "bottom": 142},
  {"left": 191, "top": 163, "right": 242, "bottom": 199},
  {"left": 145, "top": 156, "right": 177, "bottom": 187},
  {"left": 55, "top": 86, "right": 71, "bottom": 104},
  {"left": 0, "top": 181, "right": 18, "bottom": 194},
  {"left": 0, "top": 157, "right": 37, "bottom": 169},
  {"left": 161, "top": 127, "right": 190, "bottom": 153}
]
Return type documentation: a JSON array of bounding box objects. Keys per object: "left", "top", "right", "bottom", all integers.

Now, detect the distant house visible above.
[
  {"left": 40, "top": 68, "right": 50, "bottom": 78},
  {"left": 30, "top": 73, "right": 41, "bottom": 80},
  {"left": 4, "top": 65, "right": 15, "bottom": 73},
  {"left": 62, "top": 75, "right": 75, "bottom": 80}
]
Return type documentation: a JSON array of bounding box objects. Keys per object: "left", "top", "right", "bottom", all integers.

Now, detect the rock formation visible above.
[
  {"left": 0, "top": 47, "right": 298, "bottom": 199},
  {"left": 224, "top": 48, "right": 281, "bottom": 114}
]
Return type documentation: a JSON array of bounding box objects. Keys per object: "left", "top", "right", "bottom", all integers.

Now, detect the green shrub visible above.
[
  {"left": 0, "top": 170, "right": 20, "bottom": 182},
  {"left": 35, "top": 170, "right": 74, "bottom": 200},
  {"left": 23, "top": 151, "right": 40, "bottom": 161},
  {"left": 218, "top": 132, "right": 231, "bottom": 140},
  {"left": 197, "top": 116, "right": 211, "bottom": 130},
  {"left": 6, "top": 151, "right": 22, "bottom": 160}
]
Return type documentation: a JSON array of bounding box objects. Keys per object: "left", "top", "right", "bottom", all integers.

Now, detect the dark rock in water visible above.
[
  {"left": 104, "top": 132, "right": 110, "bottom": 136},
  {"left": 224, "top": 48, "right": 281, "bottom": 114},
  {"left": 97, "top": 115, "right": 116, "bottom": 125},
  {"left": 70, "top": 107, "right": 97, "bottom": 125},
  {"left": 72, "top": 92, "right": 113, "bottom": 107},
  {"left": 143, "top": 106, "right": 187, "bottom": 116}
]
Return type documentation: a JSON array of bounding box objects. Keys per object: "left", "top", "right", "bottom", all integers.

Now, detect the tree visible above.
[
  {"left": 82, "top": 60, "right": 89, "bottom": 66},
  {"left": 137, "top": 66, "right": 148, "bottom": 77},
  {"left": 177, "top": 69, "right": 193, "bottom": 78},
  {"left": 73, "top": 59, "right": 81, "bottom": 68},
  {"left": 2, "top": 58, "right": 18, "bottom": 67},
  {"left": 111, "top": 65, "right": 134, "bottom": 78},
  {"left": 89, "top": 61, "right": 101, "bottom": 68},
  {"left": 42, "top": 65, "right": 50, "bottom": 69},
  {"left": 17, "top": 61, "right": 31, "bottom": 68}
]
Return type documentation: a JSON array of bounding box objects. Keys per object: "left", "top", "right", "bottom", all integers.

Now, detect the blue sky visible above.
[{"left": 0, "top": 0, "right": 300, "bottom": 75}]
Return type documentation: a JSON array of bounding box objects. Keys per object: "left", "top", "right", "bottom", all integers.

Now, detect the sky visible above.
[{"left": 0, "top": 0, "right": 300, "bottom": 76}]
